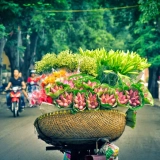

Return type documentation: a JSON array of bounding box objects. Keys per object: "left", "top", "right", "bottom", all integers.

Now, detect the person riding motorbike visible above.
[
  {"left": 26, "top": 70, "right": 40, "bottom": 107},
  {"left": 5, "top": 68, "right": 27, "bottom": 110},
  {"left": 18, "top": 71, "right": 30, "bottom": 101},
  {"left": 27, "top": 69, "right": 39, "bottom": 93},
  {"left": 19, "top": 72, "right": 22, "bottom": 78}
]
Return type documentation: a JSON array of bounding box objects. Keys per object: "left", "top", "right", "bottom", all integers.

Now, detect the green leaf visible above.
[
  {"left": 44, "top": 3, "right": 50, "bottom": 6},
  {"left": 49, "top": 13, "right": 55, "bottom": 16},
  {"left": 37, "top": 2, "right": 43, "bottom": 5},
  {"left": 126, "top": 109, "right": 137, "bottom": 128},
  {"left": 47, "top": 90, "right": 64, "bottom": 99}
]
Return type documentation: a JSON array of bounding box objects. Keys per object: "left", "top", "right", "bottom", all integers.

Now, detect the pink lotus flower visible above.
[{"left": 30, "top": 89, "right": 48, "bottom": 105}]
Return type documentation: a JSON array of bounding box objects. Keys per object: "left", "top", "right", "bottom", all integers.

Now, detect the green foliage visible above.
[
  {"left": 0, "top": 24, "right": 5, "bottom": 38},
  {"left": 149, "top": 55, "right": 160, "bottom": 67},
  {"left": 139, "top": 0, "right": 160, "bottom": 21},
  {"left": 0, "top": 0, "right": 142, "bottom": 69},
  {"left": 126, "top": 109, "right": 137, "bottom": 128},
  {"left": 35, "top": 51, "right": 98, "bottom": 76},
  {"left": 78, "top": 56, "right": 97, "bottom": 77},
  {"left": 35, "top": 53, "right": 57, "bottom": 73},
  {"left": 35, "top": 48, "right": 150, "bottom": 80},
  {"left": 101, "top": 50, "right": 150, "bottom": 77},
  {"left": 79, "top": 47, "right": 107, "bottom": 64},
  {"left": 131, "top": 0, "right": 160, "bottom": 68},
  {"left": 133, "top": 17, "right": 160, "bottom": 67},
  {"left": 56, "top": 50, "right": 78, "bottom": 71},
  {"left": 2, "top": 0, "right": 158, "bottom": 73},
  {"left": 0, "top": 1, "right": 20, "bottom": 13}
]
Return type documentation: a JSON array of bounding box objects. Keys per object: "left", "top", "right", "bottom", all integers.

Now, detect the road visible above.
[
  {"left": 115, "top": 105, "right": 160, "bottom": 160},
  {"left": 0, "top": 95, "right": 160, "bottom": 160},
  {"left": 0, "top": 99, "right": 64, "bottom": 160}
]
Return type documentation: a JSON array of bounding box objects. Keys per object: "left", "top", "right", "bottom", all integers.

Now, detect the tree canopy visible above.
[{"left": 0, "top": 0, "right": 160, "bottom": 97}]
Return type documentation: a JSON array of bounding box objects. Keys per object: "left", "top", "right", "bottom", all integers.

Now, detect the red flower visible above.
[
  {"left": 46, "top": 96, "right": 53, "bottom": 104},
  {"left": 41, "top": 82, "right": 46, "bottom": 88}
]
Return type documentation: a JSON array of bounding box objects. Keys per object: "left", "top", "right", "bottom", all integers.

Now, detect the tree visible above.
[
  {"left": 132, "top": 0, "right": 160, "bottom": 97},
  {"left": 0, "top": 24, "right": 7, "bottom": 85},
  {"left": 1, "top": 0, "right": 150, "bottom": 82},
  {"left": 0, "top": 0, "right": 55, "bottom": 79}
]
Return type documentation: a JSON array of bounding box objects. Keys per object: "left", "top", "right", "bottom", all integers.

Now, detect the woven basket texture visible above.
[{"left": 34, "top": 110, "right": 126, "bottom": 145}]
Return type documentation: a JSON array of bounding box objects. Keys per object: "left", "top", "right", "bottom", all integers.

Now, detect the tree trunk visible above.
[
  {"left": 148, "top": 67, "right": 159, "bottom": 98},
  {"left": 0, "top": 38, "right": 7, "bottom": 85},
  {"left": 22, "top": 32, "right": 38, "bottom": 81},
  {"left": 4, "top": 31, "right": 38, "bottom": 80},
  {"left": 17, "top": 27, "right": 22, "bottom": 69},
  {"left": 4, "top": 33, "right": 17, "bottom": 76}
]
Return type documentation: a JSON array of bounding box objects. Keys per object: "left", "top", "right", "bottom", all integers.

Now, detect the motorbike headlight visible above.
[
  {"left": 30, "top": 81, "right": 35, "bottom": 85},
  {"left": 12, "top": 86, "right": 19, "bottom": 92}
]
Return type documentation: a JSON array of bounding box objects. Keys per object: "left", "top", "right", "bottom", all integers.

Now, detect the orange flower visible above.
[
  {"left": 41, "top": 69, "right": 67, "bottom": 86},
  {"left": 53, "top": 72, "right": 60, "bottom": 77},
  {"left": 59, "top": 69, "right": 66, "bottom": 76}
]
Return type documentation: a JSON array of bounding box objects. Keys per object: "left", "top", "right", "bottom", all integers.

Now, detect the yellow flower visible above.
[{"left": 42, "top": 69, "right": 67, "bottom": 85}]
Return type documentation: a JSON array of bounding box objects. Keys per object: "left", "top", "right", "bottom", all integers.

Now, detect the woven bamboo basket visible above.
[{"left": 34, "top": 110, "right": 126, "bottom": 146}]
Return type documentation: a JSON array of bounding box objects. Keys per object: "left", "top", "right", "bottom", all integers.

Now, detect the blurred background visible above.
[{"left": 0, "top": 0, "right": 160, "bottom": 98}]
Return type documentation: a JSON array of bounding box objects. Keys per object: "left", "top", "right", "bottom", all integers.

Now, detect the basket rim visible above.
[{"left": 36, "top": 109, "right": 126, "bottom": 121}]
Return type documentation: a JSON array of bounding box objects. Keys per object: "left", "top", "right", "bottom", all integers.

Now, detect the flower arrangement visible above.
[
  {"left": 32, "top": 49, "right": 153, "bottom": 128},
  {"left": 30, "top": 71, "right": 153, "bottom": 128}
]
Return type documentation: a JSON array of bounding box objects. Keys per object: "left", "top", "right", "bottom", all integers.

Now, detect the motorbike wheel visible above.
[
  {"left": 12, "top": 102, "right": 19, "bottom": 117},
  {"left": 17, "top": 108, "right": 19, "bottom": 117}
]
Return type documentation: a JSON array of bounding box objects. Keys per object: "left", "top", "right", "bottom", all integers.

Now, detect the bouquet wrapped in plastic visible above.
[{"left": 99, "top": 143, "right": 119, "bottom": 160}]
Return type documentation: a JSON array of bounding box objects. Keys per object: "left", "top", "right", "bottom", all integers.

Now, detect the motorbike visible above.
[
  {"left": 46, "top": 138, "right": 110, "bottom": 160},
  {"left": 27, "top": 81, "right": 39, "bottom": 107},
  {"left": 6, "top": 86, "right": 23, "bottom": 117}
]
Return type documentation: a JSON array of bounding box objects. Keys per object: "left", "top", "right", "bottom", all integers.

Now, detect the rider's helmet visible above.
[{"left": 29, "top": 69, "right": 36, "bottom": 77}]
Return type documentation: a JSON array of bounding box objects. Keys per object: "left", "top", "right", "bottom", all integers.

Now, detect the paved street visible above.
[
  {"left": 0, "top": 94, "right": 160, "bottom": 160},
  {"left": 0, "top": 95, "right": 63, "bottom": 160},
  {"left": 115, "top": 104, "right": 160, "bottom": 160}
]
